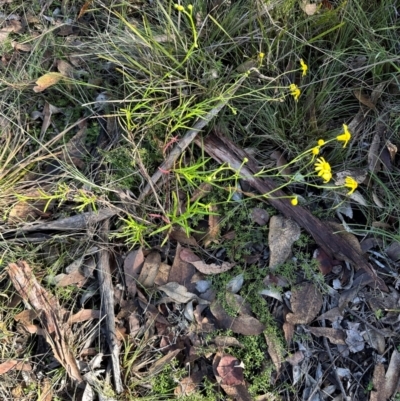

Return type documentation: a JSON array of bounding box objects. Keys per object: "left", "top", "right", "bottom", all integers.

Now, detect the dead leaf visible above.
[
  {"left": 210, "top": 301, "right": 265, "bottom": 335},
  {"left": 158, "top": 282, "right": 209, "bottom": 304},
  {"left": 38, "top": 378, "right": 53, "bottom": 401},
  {"left": 384, "top": 349, "right": 400, "bottom": 399},
  {"left": 41, "top": 102, "right": 62, "bottom": 137},
  {"left": 33, "top": 72, "right": 63, "bottom": 93},
  {"left": 268, "top": 215, "right": 301, "bottom": 269},
  {"left": 0, "top": 360, "right": 32, "bottom": 375},
  {"left": 368, "top": 133, "right": 382, "bottom": 173},
  {"left": 386, "top": 140, "right": 397, "bottom": 161},
  {"left": 191, "top": 259, "right": 235, "bottom": 275},
  {"left": 313, "top": 248, "right": 342, "bottom": 275},
  {"left": 174, "top": 371, "right": 203, "bottom": 396},
  {"left": 138, "top": 251, "right": 160, "bottom": 288},
  {"left": 124, "top": 248, "right": 144, "bottom": 297},
  {"left": 57, "top": 59, "right": 75, "bottom": 78},
  {"left": 216, "top": 354, "right": 244, "bottom": 386},
  {"left": 371, "top": 363, "right": 386, "bottom": 401},
  {"left": 353, "top": 89, "right": 376, "bottom": 109},
  {"left": 213, "top": 353, "right": 252, "bottom": 401},
  {"left": 386, "top": 242, "right": 400, "bottom": 261},
  {"left": 154, "top": 262, "right": 171, "bottom": 286},
  {"left": 251, "top": 207, "right": 270, "bottom": 226},
  {"left": 307, "top": 327, "right": 346, "bottom": 345},
  {"left": 286, "top": 282, "right": 322, "bottom": 325},
  {"left": 168, "top": 244, "right": 198, "bottom": 291},
  {"left": 214, "top": 336, "right": 244, "bottom": 348},
  {"left": 11, "top": 41, "right": 32, "bottom": 52},
  {"left": 283, "top": 322, "right": 294, "bottom": 343},
  {"left": 204, "top": 204, "right": 220, "bottom": 246},
  {"left": 68, "top": 309, "right": 101, "bottom": 325},
  {"left": 264, "top": 332, "right": 282, "bottom": 373}
]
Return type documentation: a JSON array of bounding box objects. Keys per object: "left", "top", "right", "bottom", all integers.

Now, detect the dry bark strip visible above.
[
  {"left": 7, "top": 261, "right": 83, "bottom": 382},
  {"left": 195, "top": 131, "right": 387, "bottom": 291},
  {"left": 96, "top": 219, "right": 123, "bottom": 393}
]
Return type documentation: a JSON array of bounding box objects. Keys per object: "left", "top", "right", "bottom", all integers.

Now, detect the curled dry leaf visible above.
[
  {"left": 168, "top": 244, "right": 198, "bottom": 292},
  {"left": 286, "top": 282, "right": 322, "bottom": 325},
  {"left": 301, "top": 0, "right": 317, "bottom": 15},
  {"left": 158, "top": 282, "right": 209, "bottom": 305},
  {"left": 268, "top": 215, "right": 301, "bottom": 270},
  {"left": 270, "top": 150, "right": 291, "bottom": 180},
  {"left": 138, "top": 250, "right": 161, "bottom": 288},
  {"left": 0, "top": 360, "right": 32, "bottom": 375},
  {"left": 33, "top": 72, "right": 63, "bottom": 93},
  {"left": 213, "top": 353, "right": 252, "bottom": 401},
  {"left": 250, "top": 207, "right": 269, "bottom": 226},
  {"left": 353, "top": 89, "right": 376, "bottom": 109},
  {"left": 124, "top": 247, "right": 144, "bottom": 297},
  {"left": 191, "top": 260, "right": 235, "bottom": 275},
  {"left": 210, "top": 301, "right": 265, "bottom": 335},
  {"left": 307, "top": 327, "right": 346, "bottom": 345}
]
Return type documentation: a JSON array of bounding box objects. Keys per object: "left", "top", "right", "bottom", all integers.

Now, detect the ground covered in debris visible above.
[{"left": 1, "top": 0, "right": 400, "bottom": 400}]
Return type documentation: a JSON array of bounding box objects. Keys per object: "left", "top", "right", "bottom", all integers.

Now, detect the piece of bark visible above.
[
  {"left": 195, "top": 131, "right": 387, "bottom": 291},
  {"left": 96, "top": 219, "right": 123, "bottom": 393},
  {"left": 7, "top": 261, "right": 82, "bottom": 382},
  {"left": 4, "top": 208, "right": 116, "bottom": 235}
]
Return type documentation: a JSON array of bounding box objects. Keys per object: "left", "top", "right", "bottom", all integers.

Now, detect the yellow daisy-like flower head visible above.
[
  {"left": 312, "top": 146, "right": 320, "bottom": 156},
  {"left": 291, "top": 197, "right": 298, "bottom": 206},
  {"left": 317, "top": 139, "right": 325, "bottom": 146},
  {"left": 259, "top": 52, "right": 265, "bottom": 60},
  {"left": 289, "top": 83, "right": 301, "bottom": 102},
  {"left": 344, "top": 176, "right": 358, "bottom": 195},
  {"left": 336, "top": 124, "right": 351, "bottom": 148},
  {"left": 314, "top": 157, "right": 332, "bottom": 183},
  {"left": 300, "top": 59, "right": 308, "bottom": 77}
]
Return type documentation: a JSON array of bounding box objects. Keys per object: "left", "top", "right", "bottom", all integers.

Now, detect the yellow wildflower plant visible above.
[
  {"left": 314, "top": 157, "right": 332, "bottom": 183},
  {"left": 336, "top": 124, "right": 351, "bottom": 148},
  {"left": 300, "top": 59, "right": 308, "bottom": 77},
  {"left": 289, "top": 83, "right": 301, "bottom": 102},
  {"left": 174, "top": 4, "right": 184, "bottom": 11},
  {"left": 311, "top": 139, "right": 326, "bottom": 157},
  {"left": 344, "top": 176, "right": 358, "bottom": 194},
  {"left": 291, "top": 197, "right": 298, "bottom": 206}
]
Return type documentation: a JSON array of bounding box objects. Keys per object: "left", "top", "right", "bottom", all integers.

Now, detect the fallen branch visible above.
[
  {"left": 195, "top": 130, "right": 387, "bottom": 291},
  {"left": 96, "top": 218, "right": 123, "bottom": 393}
]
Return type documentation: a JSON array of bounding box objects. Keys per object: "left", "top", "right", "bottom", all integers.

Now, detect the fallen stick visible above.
[
  {"left": 195, "top": 130, "right": 387, "bottom": 291},
  {"left": 138, "top": 73, "right": 250, "bottom": 202},
  {"left": 97, "top": 219, "right": 123, "bottom": 393}
]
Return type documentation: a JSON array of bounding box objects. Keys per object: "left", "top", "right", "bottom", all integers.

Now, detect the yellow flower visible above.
[
  {"left": 289, "top": 83, "right": 301, "bottom": 102},
  {"left": 174, "top": 4, "right": 184, "bottom": 11},
  {"left": 314, "top": 157, "right": 332, "bottom": 183},
  {"left": 317, "top": 139, "right": 325, "bottom": 146},
  {"left": 344, "top": 176, "right": 358, "bottom": 194},
  {"left": 187, "top": 4, "right": 193, "bottom": 11},
  {"left": 291, "top": 197, "right": 298, "bottom": 206},
  {"left": 259, "top": 52, "right": 265, "bottom": 60},
  {"left": 336, "top": 124, "right": 351, "bottom": 148},
  {"left": 300, "top": 59, "right": 308, "bottom": 77},
  {"left": 312, "top": 146, "right": 320, "bottom": 156}
]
